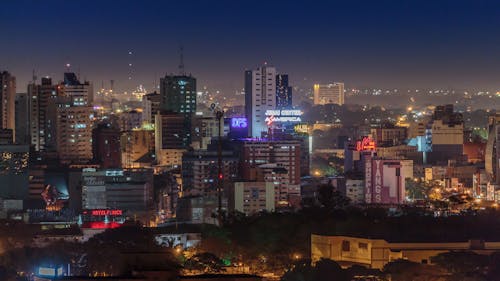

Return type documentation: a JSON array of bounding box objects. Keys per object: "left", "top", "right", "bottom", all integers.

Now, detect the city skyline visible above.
[{"left": 2, "top": 0, "right": 500, "bottom": 96}]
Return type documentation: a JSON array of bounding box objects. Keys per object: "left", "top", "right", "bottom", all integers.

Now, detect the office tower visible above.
[
  {"left": 92, "top": 121, "right": 121, "bottom": 168},
  {"left": 15, "top": 93, "right": 30, "bottom": 144},
  {"left": 485, "top": 114, "right": 500, "bottom": 184},
  {"left": 313, "top": 83, "right": 344, "bottom": 105},
  {"left": 28, "top": 77, "right": 57, "bottom": 152},
  {"left": 159, "top": 74, "right": 196, "bottom": 145},
  {"left": 0, "top": 71, "right": 16, "bottom": 139},
  {"left": 191, "top": 116, "right": 228, "bottom": 150},
  {"left": 276, "top": 74, "right": 292, "bottom": 109},
  {"left": 55, "top": 73, "right": 94, "bottom": 164},
  {"left": 155, "top": 113, "right": 188, "bottom": 166},
  {"left": 245, "top": 65, "right": 277, "bottom": 137},
  {"left": 427, "top": 104, "right": 464, "bottom": 164}
]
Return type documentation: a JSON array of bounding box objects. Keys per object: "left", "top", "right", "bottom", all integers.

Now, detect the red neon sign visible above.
[
  {"left": 90, "top": 209, "right": 123, "bottom": 216},
  {"left": 355, "top": 137, "right": 376, "bottom": 151}
]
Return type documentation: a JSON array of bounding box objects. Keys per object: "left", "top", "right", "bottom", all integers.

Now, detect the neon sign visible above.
[
  {"left": 264, "top": 109, "right": 303, "bottom": 125},
  {"left": 90, "top": 209, "right": 123, "bottom": 216},
  {"left": 231, "top": 117, "right": 248, "bottom": 128},
  {"left": 354, "top": 137, "right": 376, "bottom": 151}
]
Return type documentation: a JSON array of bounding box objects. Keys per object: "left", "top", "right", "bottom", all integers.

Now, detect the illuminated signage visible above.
[
  {"left": 264, "top": 109, "right": 303, "bottom": 125},
  {"left": 349, "top": 137, "right": 376, "bottom": 151},
  {"left": 105, "top": 170, "right": 124, "bottom": 177},
  {"left": 37, "top": 266, "right": 64, "bottom": 277},
  {"left": 90, "top": 209, "right": 123, "bottom": 216},
  {"left": 231, "top": 117, "right": 248, "bottom": 128}
]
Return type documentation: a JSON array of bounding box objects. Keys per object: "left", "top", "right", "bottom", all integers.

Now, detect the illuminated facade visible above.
[
  {"left": 364, "top": 157, "right": 407, "bottom": 204},
  {"left": 121, "top": 128, "right": 155, "bottom": 168},
  {"left": 81, "top": 168, "right": 153, "bottom": 211},
  {"left": 313, "top": 83, "right": 344, "bottom": 105},
  {"left": 311, "top": 234, "right": 500, "bottom": 269},
  {"left": 485, "top": 114, "right": 500, "bottom": 184},
  {"left": 276, "top": 74, "right": 292, "bottom": 109},
  {"left": 245, "top": 65, "right": 277, "bottom": 137},
  {"left": 56, "top": 105, "right": 94, "bottom": 164},
  {"left": 28, "top": 77, "right": 57, "bottom": 152},
  {"left": 159, "top": 74, "right": 196, "bottom": 145},
  {"left": 0, "top": 145, "right": 29, "bottom": 199}
]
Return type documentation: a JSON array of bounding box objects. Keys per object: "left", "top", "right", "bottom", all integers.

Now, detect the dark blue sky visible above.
[{"left": 1, "top": 0, "right": 500, "bottom": 95}]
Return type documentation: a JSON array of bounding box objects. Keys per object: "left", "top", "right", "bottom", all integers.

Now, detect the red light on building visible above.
[
  {"left": 90, "top": 209, "right": 123, "bottom": 216},
  {"left": 355, "top": 137, "right": 376, "bottom": 151},
  {"left": 218, "top": 173, "right": 223, "bottom": 180},
  {"left": 82, "top": 221, "right": 122, "bottom": 229}
]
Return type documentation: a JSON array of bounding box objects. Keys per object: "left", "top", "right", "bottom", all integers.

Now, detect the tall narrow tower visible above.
[{"left": 245, "top": 65, "right": 277, "bottom": 138}]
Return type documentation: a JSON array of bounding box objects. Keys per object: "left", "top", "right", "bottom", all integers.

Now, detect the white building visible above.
[
  {"left": 313, "top": 83, "right": 344, "bottom": 105},
  {"left": 233, "top": 182, "right": 275, "bottom": 215},
  {"left": 245, "top": 65, "right": 276, "bottom": 137}
]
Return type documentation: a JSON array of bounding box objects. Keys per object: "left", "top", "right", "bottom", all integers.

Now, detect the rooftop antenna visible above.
[
  {"left": 32, "top": 69, "right": 37, "bottom": 83},
  {"left": 179, "top": 45, "right": 185, "bottom": 76}
]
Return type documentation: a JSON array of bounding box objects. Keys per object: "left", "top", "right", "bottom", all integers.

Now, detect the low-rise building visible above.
[{"left": 311, "top": 234, "right": 500, "bottom": 269}]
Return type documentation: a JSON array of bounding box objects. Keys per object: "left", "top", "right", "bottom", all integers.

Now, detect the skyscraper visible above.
[
  {"left": 313, "top": 83, "right": 344, "bottom": 105},
  {"left": 92, "top": 121, "right": 121, "bottom": 168},
  {"left": 0, "top": 71, "right": 16, "bottom": 140},
  {"left": 55, "top": 73, "right": 94, "bottom": 164},
  {"left": 28, "top": 77, "right": 57, "bottom": 152},
  {"left": 15, "top": 92, "right": 30, "bottom": 145},
  {"left": 159, "top": 74, "right": 196, "bottom": 145},
  {"left": 485, "top": 114, "right": 500, "bottom": 184},
  {"left": 276, "top": 74, "right": 292, "bottom": 109},
  {"left": 245, "top": 65, "right": 277, "bottom": 137}
]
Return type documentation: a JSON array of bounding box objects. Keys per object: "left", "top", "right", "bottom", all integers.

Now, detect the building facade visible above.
[
  {"left": 245, "top": 66, "right": 277, "bottom": 137},
  {"left": 364, "top": 157, "right": 407, "bottom": 204},
  {"left": 0, "top": 71, "right": 16, "bottom": 139},
  {"left": 276, "top": 74, "right": 292, "bottom": 109},
  {"left": 313, "top": 83, "right": 344, "bottom": 105}
]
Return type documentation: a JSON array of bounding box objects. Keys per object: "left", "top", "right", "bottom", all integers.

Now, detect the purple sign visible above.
[{"left": 231, "top": 117, "right": 248, "bottom": 128}]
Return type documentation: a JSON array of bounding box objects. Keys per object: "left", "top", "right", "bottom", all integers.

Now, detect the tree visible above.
[
  {"left": 281, "top": 258, "right": 349, "bottom": 281},
  {"left": 383, "top": 259, "right": 448, "bottom": 281},
  {"left": 318, "top": 184, "right": 351, "bottom": 210},
  {"left": 430, "top": 251, "right": 488, "bottom": 280},
  {"left": 184, "top": 252, "right": 225, "bottom": 274}
]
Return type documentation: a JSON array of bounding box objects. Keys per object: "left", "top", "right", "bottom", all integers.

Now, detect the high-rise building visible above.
[
  {"left": 55, "top": 73, "right": 94, "bottom": 164},
  {"left": 486, "top": 114, "right": 500, "bottom": 184},
  {"left": 0, "top": 71, "right": 16, "bottom": 138},
  {"left": 28, "top": 77, "right": 57, "bottom": 152},
  {"left": 240, "top": 139, "right": 302, "bottom": 208},
  {"left": 427, "top": 104, "right": 464, "bottom": 164},
  {"left": 313, "top": 83, "right": 344, "bottom": 105},
  {"left": 92, "top": 121, "right": 121, "bottom": 168},
  {"left": 182, "top": 149, "right": 239, "bottom": 196},
  {"left": 276, "top": 74, "right": 292, "bottom": 109},
  {"left": 142, "top": 92, "right": 160, "bottom": 124},
  {"left": 155, "top": 113, "right": 187, "bottom": 167},
  {"left": 15, "top": 93, "right": 30, "bottom": 145},
  {"left": 245, "top": 65, "right": 277, "bottom": 137},
  {"left": 159, "top": 74, "right": 196, "bottom": 145}
]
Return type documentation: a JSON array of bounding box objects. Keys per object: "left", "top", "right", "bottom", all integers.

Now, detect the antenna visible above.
[
  {"left": 32, "top": 69, "right": 37, "bottom": 83},
  {"left": 179, "top": 45, "right": 185, "bottom": 75}
]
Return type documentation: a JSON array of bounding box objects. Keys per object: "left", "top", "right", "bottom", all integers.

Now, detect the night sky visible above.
[{"left": 1, "top": 0, "right": 500, "bottom": 95}]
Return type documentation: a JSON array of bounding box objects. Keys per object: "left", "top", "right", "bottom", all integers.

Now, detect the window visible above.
[
  {"left": 341, "top": 240, "right": 350, "bottom": 252},
  {"left": 358, "top": 242, "right": 368, "bottom": 249}
]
